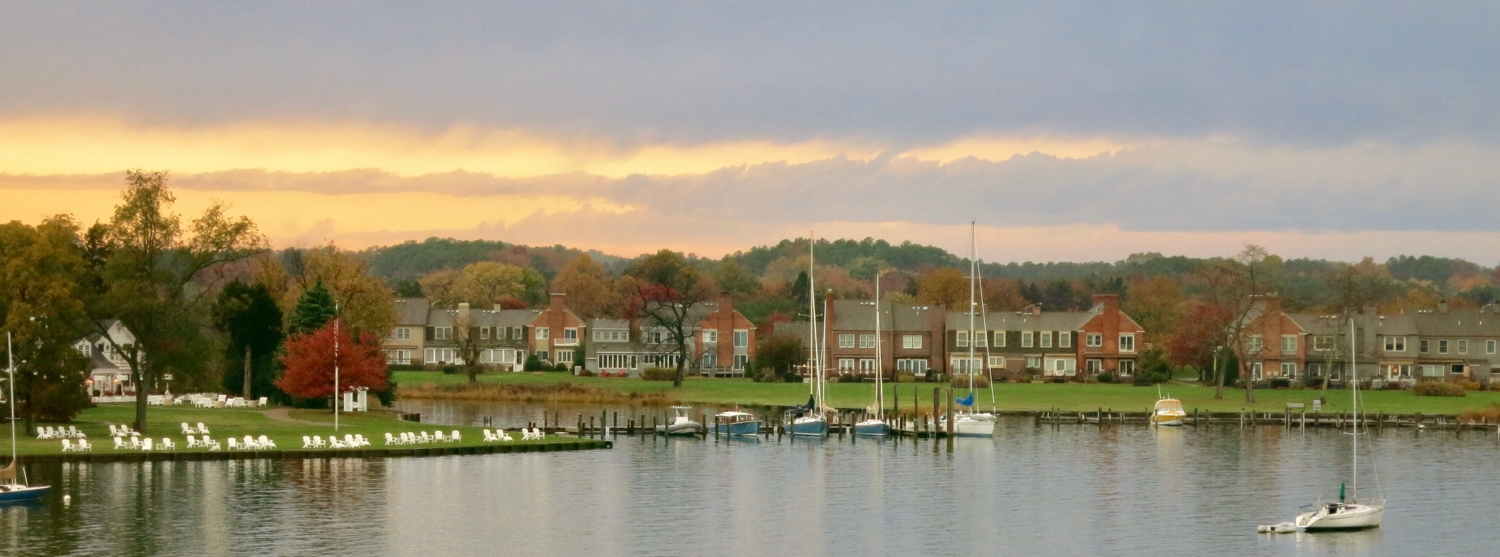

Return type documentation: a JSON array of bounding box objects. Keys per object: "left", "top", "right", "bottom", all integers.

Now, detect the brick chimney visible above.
[
  {"left": 824, "top": 290, "right": 836, "bottom": 326},
  {"left": 1030, "top": 304, "right": 1042, "bottom": 316},
  {"left": 1439, "top": 299, "right": 1449, "bottom": 314},
  {"left": 458, "top": 302, "right": 470, "bottom": 324},
  {"left": 1258, "top": 295, "right": 1282, "bottom": 315},
  {"left": 549, "top": 292, "right": 566, "bottom": 310},
  {"left": 1091, "top": 294, "right": 1119, "bottom": 316},
  {"left": 719, "top": 291, "right": 734, "bottom": 312}
]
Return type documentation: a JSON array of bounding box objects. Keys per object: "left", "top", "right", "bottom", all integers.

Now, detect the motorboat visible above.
[
  {"left": 1151, "top": 398, "right": 1186, "bottom": 426},
  {"left": 656, "top": 406, "right": 704, "bottom": 436},
  {"left": 3, "top": 333, "right": 50, "bottom": 504},
  {"left": 713, "top": 410, "right": 761, "bottom": 436}
]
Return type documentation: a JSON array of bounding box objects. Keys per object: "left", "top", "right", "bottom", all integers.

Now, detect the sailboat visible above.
[
  {"left": 1294, "top": 317, "right": 1384, "bottom": 531},
  {"left": 941, "top": 223, "right": 996, "bottom": 438},
  {"left": 1, "top": 332, "right": 50, "bottom": 503},
  {"left": 854, "top": 271, "right": 890, "bottom": 437},
  {"left": 790, "top": 236, "right": 829, "bottom": 437}
]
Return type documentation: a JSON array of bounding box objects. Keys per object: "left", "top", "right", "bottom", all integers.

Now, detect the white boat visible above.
[
  {"left": 948, "top": 222, "right": 994, "bottom": 438},
  {"left": 1294, "top": 317, "right": 1384, "bottom": 531},
  {"left": 1151, "top": 397, "right": 1186, "bottom": 426},
  {"left": 788, "top": 235, "right": 828, "bottom": 437},
  {"left": 2, "top": 333, "right": 50, "bottom": 504},
  {"left": 856, "top": 269, "right": 889, "bottom": 437},
  {"left": 655, "top": 406, "right": 703, "bottom": 436}
]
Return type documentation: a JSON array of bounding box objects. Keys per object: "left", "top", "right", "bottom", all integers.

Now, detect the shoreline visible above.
[{"left": 10, "top": 438, "right": 612, "bottom": 465}]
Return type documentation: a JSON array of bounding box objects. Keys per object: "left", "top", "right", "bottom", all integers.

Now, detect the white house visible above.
[{"left": 74, "top": 319, "right": 139, "bottom": 396}]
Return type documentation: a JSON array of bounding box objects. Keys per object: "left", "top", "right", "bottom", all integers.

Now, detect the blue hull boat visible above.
[
  {"left": 790, "top": 418, "right": 827, "bottom": 436},
  {"left": 853, "top": 420, "right": 890, "bottom": 437},
  {"left": 713, "top": 420, "right": 761, "bottom": 436},
  {"left": 0, "top": 484, "right": 50, "bottom": 503}
]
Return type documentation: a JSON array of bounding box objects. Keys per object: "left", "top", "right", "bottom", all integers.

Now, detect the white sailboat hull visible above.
[
  {"left": 1296, "top": 503, "right": 1384, "bottom": 530},
  {"left": 942, "top": 413, "right": 995, "bottom": 437}
]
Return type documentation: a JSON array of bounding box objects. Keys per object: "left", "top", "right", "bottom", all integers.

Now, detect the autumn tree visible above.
[
  {"left": 753, "top": 332, "right": 804, "bottom": 382},
  {"left": 265, "top": 245, "right": 396, "bottom": 336},
  {"left": 276, "top": 318, "right": 387, "bottom": 405},
  {"left": 1168, "top": 301, "right": 1232, "bottom": 380},
  {"left": 916, "top": 267, "right": 966, "bottom": 309},
  {"left": 451, "top": 306, "right": 494, "bottom": 384},
  {"left": 91, "top": 170, "right": 263, "bottom": 433},
  {"left": 713, "top": 259, "right": 761, "bottom": 296},
  {"left": 213, "top": 280, "right": 284, "bottom": 399},
  {"left": 552, "top": 254, "right": 623, "bottom": 318},
  {"left": 980, "top": 278, "right": 1026, "bottom": 312},
  {"left": 1199, "top": 245, "right": 1274, "bottom": 401},
  {"left": 420, "top": 261, "right": 545, "bottom": 310},
  {"left": 627, "top": 250, "right": 718, "bottom": 388},
  {"left": 1124, "top": 276, "right": 1185, "bottom": 348},
  {"left": 0, "top": 217, "right": 93, "bottom": 429}
]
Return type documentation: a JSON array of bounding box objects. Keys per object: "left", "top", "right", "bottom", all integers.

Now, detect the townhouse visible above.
[
  {"left": 823, "top": 297, "right": 945, "bottom": 377},
  {"left": 583, "top": 292, "right": 756, "bottom": 377},
  {"left": 945, "top": 294, "right": 1144, "bottom": 380}
]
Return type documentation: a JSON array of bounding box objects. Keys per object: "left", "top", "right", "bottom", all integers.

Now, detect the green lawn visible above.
[
  {"left": 395, "top": 370, "right": 1500, "bottom": 415},
  {"left": 3, "top": 403, "right": 568, "bottom": 457}
]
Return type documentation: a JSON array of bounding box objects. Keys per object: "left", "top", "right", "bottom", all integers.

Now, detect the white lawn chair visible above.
[
  {"left": 259, "top": 435, "right": 276, "bottom": 449},
  {"left": 385, "top": 433, "right": 398, "bottom": 445},
  {"left": 36, "top": 427, "right": 52, "bottom": 440},
  {"left": 186, "top": 435, "right": 201, "bottom": 449},
  {"left": 450, "top": 430, "right": 461, "bottom": 443},
  {"left": 328, "top": 436, "right": 345, "bottom": 449},
  {"left": 399, "top": 432, "right": 412, "bottom": 444},
  {"left": 108, "top": 425, "right": 119, "bottom": 437},
  {"left": 433, "top": 431, "right": 448, "bottom": 443},
  {"left": 356, "top": 434, "right": 371, "bottom": 447},
  {"left": 482, "top": 430, "right": 497, "bottom": 442},
  {"left": 532, "top": 428, "right": 545, "bottom": 440},
  {"left": 141, "top": 438, "right": 154, "bottom": 451},
  {"left": 258, "top": 397, "right": 268, "bottom": 407},
  {"left": 113, "top": 437, "right": 128, "bottom": 450},
  {"left": 129, "top": 436, "right": 142, "bottom": 450},
  {"left": 521, "top": 428, "right": 536, "bottom": 441},
  {"left": 70, "top": 425, "right": 85, "bottom": 438},
  {"left": 61, "top": 439, "right": 75, "bottom": 452},
  {"left": 76, "top": 439, "right": 92, "bottom": 452},
  {"left": 302, "top": 436, "right": 315, "bottom": 449},
  {"left": 420, "top": 431, "right": 434, "bottom": 444},
  {"left": 181, "top": 422, "right": 196, "bottom": 435},
  {"left": 497, "top": 429, "right": 514, "bottom": 442},
  {"left": 160, "top": 438, "right": 176, "bottom": 451},
  {"left": 240, "top": 435, "right": 257, "bottom": 450},
  {"left": 197, "top": 423, "right": 210, "bottom": 435},
  {"left": 227, "top": 438, "right": 240, "bottom": 451},
  {"left": 205, "top": 438, "right": 221, "bottom": 451}
]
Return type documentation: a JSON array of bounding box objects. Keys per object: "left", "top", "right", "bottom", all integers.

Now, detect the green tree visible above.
[
  {"left": 753, "top": 332, "right": 803, "bottom": 382},
  {"left": 713, "top": 259, "right": 762, "bottom": 296},
  {"left": 552, "top": 255, "right": 623, "bottom": 318},
  {"left": 90, "top": 170, "right": 264, "bottom": 433},
  {"left": 0, "top": 216, "right": 93, "bottom": 429},
  {"left": 627, "top": 250, "right": 718, "bottom": 388},
  {"left": 213, "top": 280, "right": 284, "bottom": 399},
  {"left": 290, "top": 280, "right": 337, "bottom": 336}
]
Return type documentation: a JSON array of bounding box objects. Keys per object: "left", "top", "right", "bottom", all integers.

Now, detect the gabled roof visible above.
[
  {"left": 393, "top": 298, "right": 431, "bottom": 326},
  {"left": 947, "top": 310, "right": 1093, "bottom": 332},
  {"left": 830, "top": 300, "right": 941, "bottom": 333},
  {"left": 1409, "top": 308, "right": 1500, "bottom": 337},
  {"left": 590, "top": 318, "right": 631, "bottom": 329}
]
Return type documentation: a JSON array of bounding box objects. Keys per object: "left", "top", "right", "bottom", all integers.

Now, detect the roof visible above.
[
  {"left": 1409, "top": 307, "right": 1500, "bottom": 338},
  {"left": 393, "top": 298, "right": 431, "bottom": 325},
  {"left": 89, "top": 350, "right": 119, "bottom": 371},
  {"left": 947, "top": 310, "right": 1093, "bottom": 332},
  {"left": 830, "top": 300, "right": 940, "bottom": 333},
  {"left": 590, "top": 318, "right": 631, "bottom": 329}
]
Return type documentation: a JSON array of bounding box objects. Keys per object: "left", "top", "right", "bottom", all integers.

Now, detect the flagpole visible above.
[{"left": 334, "top": 303, "right": 340, "bottom": 432}]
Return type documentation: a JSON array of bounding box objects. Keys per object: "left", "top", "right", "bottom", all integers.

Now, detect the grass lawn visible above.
[
  {"left": 3, "top": 403, "right": 570, "bottom": 457},
  {"left": 394, "top": 370, "right": 1500, "bottom": 415}
]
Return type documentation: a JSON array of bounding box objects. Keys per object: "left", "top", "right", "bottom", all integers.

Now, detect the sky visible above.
[{"left": 3, "top": 2, "right": 1499, "bottom": 263}]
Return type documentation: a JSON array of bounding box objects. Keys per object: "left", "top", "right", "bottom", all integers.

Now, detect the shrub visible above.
[
  {"left": 523, "top": 355, "right": 545, "bottom": 371},
  {"left": 441, "top": 365, "right": 458, "bottom": 375},
  {"left": 949, "top": 374, "right": 990, "bottom": 388},
  {"left": 1270, "top": 378, "right": 1291, "bottom": 389},
  {"left": 577, "top": 369, "right": 596, "bottom": 377},
  {"left": 1302, "top": 377, "right": 1326, "bottom": 389},
  {"left": 641, "top": 367, "right": 677, "bottom": 381},
  {"left": 1457, "top": 380, "right": 1482, "bottom": 391},
  {"left": 1096, "top": 373, "right": 1114, "bottom": 384},
  {"left": 1413, "top": 381, "right": 1466, "bottom": 397},
  {"left": 837, "top": 373, "right": 865, "bottom": 383},
  {"left": 1459, "top": 404, "right": 1500, "bottom": 423},
  {"left": 896, "top": 372, "right": 918, "bottom": 383},
  {"left": 554, "top": 362, "right": 570, "bottom": 372}
]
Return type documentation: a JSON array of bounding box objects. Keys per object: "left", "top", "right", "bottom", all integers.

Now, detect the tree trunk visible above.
[
  {"left": 673, "top": 337, "right": 687, "bottom": 388},
  {"left": 1244, "top": 360, "right": 1256, "bottom": 403},
  {"left": 133, "top": 357, "right": 149, "bottom": 434},
  {"left": 1214, "top": 352, "right": 1225, "bottom": 399},
  {"left": 243, "top": 345, "right": 253, "bottom": 399},
  {"left": 468, "top": 364, "right": 478, "bottom": 384}
]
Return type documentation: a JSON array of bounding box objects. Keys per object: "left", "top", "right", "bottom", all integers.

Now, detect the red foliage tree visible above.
[
  {"left": 1167, "top": 301, "right": 1233, "bottom": 372},
  {"left": 276, "top": 318, "right": 388, "bottom": 402}
]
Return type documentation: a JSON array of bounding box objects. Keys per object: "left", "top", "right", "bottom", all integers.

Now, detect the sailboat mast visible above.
[
  {"left": 1350, "top": 316, "right": 1358, "bottom": 502},
  {"left": 875, "top": 270, "right": 883, "bottom": 416},
  {"left": 808, "top": 236, "right": 820, "bottom": 406},
  {"left": 8, "top": 332, "right": 15, "bottom": 467},
  {"left": 967, "top": 222, "right": 977, "bottom": 395}
]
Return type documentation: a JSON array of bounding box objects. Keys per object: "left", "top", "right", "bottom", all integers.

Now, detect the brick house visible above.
[
  {"left": 1076, "top": 294, "right": 1147, "bottom": 377},
  {"left": 528, "top": 293, "right": 587, "bottom": 368},
  {"left": 695, "top": 293, "right": 756, "bottom": 374},
  {"left": 821, "top": 297, "right": 945, "bottom": 378},
  {"left": 583, "top": 293, "right": 757, "bottom": 377},
  {"left": 1237, "top": 295, "right": 1308, "bottom": 381},
  {"left": 945, "top": 294, "right": 1145, "bottom": 380}
]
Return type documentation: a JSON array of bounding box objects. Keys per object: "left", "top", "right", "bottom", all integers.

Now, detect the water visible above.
[{"left": 4, "top": 402, "right": 1498, "bottom": 556}]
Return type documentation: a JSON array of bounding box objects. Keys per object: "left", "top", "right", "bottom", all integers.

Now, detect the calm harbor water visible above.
[{"left": 4, "top": 401, "right": 1499, "bottom": 556}]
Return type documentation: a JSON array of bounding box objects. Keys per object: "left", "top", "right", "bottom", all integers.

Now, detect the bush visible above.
[
  {"left": 837, "top": 373, "right": 865, "bottom": 383},
  {"left": 949, "top": 374, "right": 990, "bottom": 388},
  {"left": 577, "top": 369, "right": 596, "bottom": 377},
  {"left": 1459, "top": 404, "right": 1500, "bottom": 423},
  {"left": 896, "top": 372, "right": 918, "bottom": 383},
  {"left": 554, "top": 362, "right": 570, "bottom": 372},
  {"left": 1413, "top": 381, "right": 1467, "bottom": 397},
  {"left": 441, "top": 365, "right": 458, "bottom": 375},
  {"left": 1270, "top": 378, "right": 1291, "bottom": 389},
  {"left": 523, "top": 355, "right": 545, "bottom": 371},
  {"left": 1457, "top": 380, "right": 1482, "bottom": 391},
  {"left": 641, "top": 367, "right": 677, "bottom": 381},
  {"left": 1096, "top": 373, "right": 1114, "bottom": 384},
  {"left": 1303, "top": 377, "right": 1326, "bottom": 389}
]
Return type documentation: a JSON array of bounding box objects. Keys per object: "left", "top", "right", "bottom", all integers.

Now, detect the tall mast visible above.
[
  {"left": 967, "top": 221, "right": 977, "bottom": 396},
  {"left": 808, "top": 235, "right": 822, "bottom": 410},
  {"left": 8, "top": 333, "right": 15, "bottom": 467},
  {"left": 1350, "top": 316, "right": 1358, "bottom": 502},
  {"left": 875, "top": 270, "right": 883, "bottom": 416}
]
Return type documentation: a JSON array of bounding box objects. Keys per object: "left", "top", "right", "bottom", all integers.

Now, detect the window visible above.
[
  {"left": 950, "top": 357, "right": 981, "bottom": 374},
  {"left": 536, "top": 350, "right": 550, "bottom": 361},
  {"left": 1313, "top": 335, "right": 1332, "bottom": 351},
  {"left": 1086, "top": 359, "right": 1101, "bottom": 373},
  {"left": 1458, "top": 340, "right": 1468, "bottom": 354},
  {"left": 563, "top": 328, "right": 579, "bottom": 343},
  {"left": 1439, "top": 340, "right": 1449, "bottom": 354},
  {"left": 897, "top": 359, "right": 928, "bottom": 375},
  {"left": 973, "top": 331, "right": 987, "bottom": 347},
  {"left": 394, "top": 327, "right": 411, "bottom": 341},
  {"left": 734, "top": 354, "right": 748, "bottom": 369},
  {"left": 1059, "top": 332, "right": 1071, "bottom": 348},
  {"left": 1119, "top": 334, "right": 1136, "bottom": 353},
  {"left": 1119, "top": 360, "right": 1135, "bottom": 376},
  {"left": 556, "top": 350, "right": 574, "bottom": 363},
  {"left": 1246, "top": 335, "right": 1263, "bottom": 354},
  {"left": 955, "top": 331, "right": 968, "bottom": 348},
  {"left": 1489, "top": 340, "right": 1497, "bottom": 355},
  {"left": 859, "top": 359, "right": 875, "bottom": 373},
  {"left": 703, "top": 330, "right": 718, "bottom": 343},
  {"left": 859, "top": 334, "right": 875, "bottom": 348},
  {"left": 1040, "top": 331, "right": 1052, "bottom": 349},
  {"left": 1387, "top": 364, "right": 1412, "bottom": 379},
  {"left": 1280, "top": 362, "right": 1297, "bottom": 378},
  {"left": 424, "top": 348, "right": 434, "bottom": 363},
  {"left": 1420, "top": 339, "right": 1429, "bottom": 353},
  {"left": 599, "top": 353, "right": 637, "bottom": 369},
  {"left": 1251, "top": 362, "right": 1263, "bottom": 380},
  {"left": 481, "top": 327, "right": 491, "bottom": 340},
  {"left": 902, "top": 335, "right": 922, "bottom": 350},
  {"left": 988, "top": 356, "right": 1006, "bottom": 368},
  {"left": 386, "top": 349, "right": 412, "bottom": 365},
  {"left": 838, "top": 358, "right": 855, "bottom": 372},
  {"left": 594, "top": 330, "right": 628, "bottom": 342},
  {"left": 1086, "top": 333, "right": 1102, "bottom": 348},
  {"left": 1025, "top": 356, "right": 1041, "bottom": 369},
  {"left": 1384, "top": 336, "right": 1405, "bottom": 352},
  {"left": 1420, "top": 365, "right": 1444, "bottom": 377},
  {"left": 536, "top": 328, "right": 549, "bottom": 340},
  {"left": 1281, "top": 335, "right": 1296, "bottom": 355},
  {"left": 511, "top": 327, "right": 523, "bottom": 340},
  {"left": 646, "top": 329, "right": 665, "bottom": 344},
  {"left": 701, "top": 352, "right": 717, "bottom": 368},
  {"left": 1022, "top": 331, "right": 1034, "bottom": 348},
  {"left": 1052, "top": 359, "right": 1069, "bottom": 373},
  {"left": 733, "top": 331, "right": 748, "bottom": 348},
  {"left": 839, "top": 334, "right": 855, "bottom": 348},
  {"left": 435, "top": 327, "right": 452, "bottom": 340},
  {"left": 994, "top": 331, "right": 1006, "bottom": 347}
]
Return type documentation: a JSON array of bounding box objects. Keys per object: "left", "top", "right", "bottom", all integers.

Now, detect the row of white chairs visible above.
[
  {"left": 181, "top": 422, "right": 212, "bottom": 435},
  {"left": 481, "top": 429, "right": 515, "bottom": 442},
  {"left": 37, "top": 426, "right": 86, "bottom": 439},
  {"left": 111, "top": 437, "right": 177, "bottom": 451},
  {"left": 61, "top": 439, "right": 94, "bottom": 452},
  {"left": 303, "top": 434, "right": 372, "bottom": 449},
  {"left": 107, "top": 424, "right": 138, "bottom": 438},
  {"left": 184, "top": 435, "right": 222, "bottom": 451},
  {"left": 520, "top": 428, "right": 546, "bottom": 441},
  {"left": 383, "top": 430, "right": 462, "bottom": 445},
  {"left": 186, "top": 394, "right": 269, "bottom": 408},
  {"left": 227, "top": 435, "right": 278, "bottom": 450}
]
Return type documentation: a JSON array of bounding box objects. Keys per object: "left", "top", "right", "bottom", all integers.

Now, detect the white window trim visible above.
[
  {"left": 1022, "top": 331, "right": 1034, "bottom": 348},
  {"left": 1040, "top": 331, "right": 1052, "bottom": 349},
  {"left": 839, "top": 334, "right": 855, "bottom": 349},
  {"left": 536, "top": 328, "right": 549, "bottom": 340},
  {"left": 955, "top": 331, "right": 969, "bottom": 348},
  {"left": 994, "top": 331, "right": 1006, "bottom": 347},
  {"left": 1086, "top": 333, "right": 1102, "bottom": 348},
  {"left": 1058, "top": 332, "right": 1070, "bottom": 348},
  {"left": 1119, "top": 333, "right": 1136, "bottom": 353}
]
